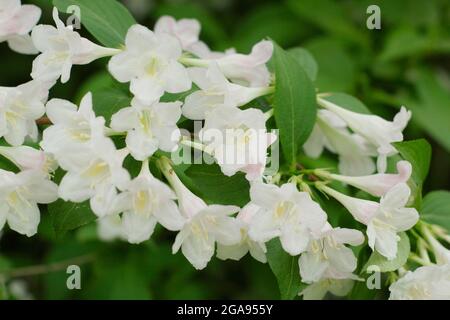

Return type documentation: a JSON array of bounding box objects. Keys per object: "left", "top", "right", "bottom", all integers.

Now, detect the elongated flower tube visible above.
[
  {"left": 304, "top": 110, "right": 377, "bottom": 176},
  {"left": 180, "top": 40, "right": 273, "bottom": 87},
  {"left": 318, "top": 183, "right": 419, "bottom": 260},
  {"left": 159, "top": 157, "right": 241, "bottom": 269},
  {"left": 31, "top": 8, "right": 121, "bottom": 83},
  {"left": 0, "top": 145, "right": 57, "bottom": 174},
  {"left": 317, "top": 97, "right": 411, "bottom": 173},
  {"left": 182, "top": 63, "right": 274, "bottom": 120},
  {"left": 315, "top": 160, "right": 412, "bottom": 197},
  {"left": 422, "top": 225, "right": 450, "bottom": 265}
]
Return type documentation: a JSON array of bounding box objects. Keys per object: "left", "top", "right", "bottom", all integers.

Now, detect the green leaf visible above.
[
  {"left": 321, "top": 93, "right": 371, "bottom": 114},
  {"left": 49, "top": 199, "right": 97, "bottom": 237},
  {"left": 288, "top": 47, "right": 318, "bottom": 82},
  {"left": 53, "top": 0, "right": 136, "bottom": 48},
  {"left": 421, "top": 191, "right": 450, "bottom": 232},
  {"left": 394, "top": 139, "right": 431, "bottom": 187},
  {"left": 176, "top": 164, "right": 250, "bottom": 207},
  {"left": 363, "top": 232, "right": 410, "bottom": 272},
  {"left": 393, "top": 139, "right": 431, "bottom": 208},
  {"left": 273, "top": 42, "right": 317, "bottom": 166},
  {"left": 91, "top": 87, "right": 132, "bottom": 124},
  {"left": 266, "top": 239, "right": 301, "bottom": 300}
]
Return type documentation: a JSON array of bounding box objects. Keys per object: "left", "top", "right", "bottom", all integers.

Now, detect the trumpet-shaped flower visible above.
[
  {"left": 217, "top": 203, "right": 267, "bottom": 263},
  {"left": 160, "top": 158, "right": 241, "bottom": 269},
  {"left": 184, "top": 40, "right": 273, "bottom": 87},
  {"left": 320, "top": 183, "right": 419, "bottom": 260},
  {"left": 58, "top": 126, "right": 130, "bottom": 209},
  {"left": 316, "top": 160, "right": 412, "bottom": 197},
  {"left": 113, "top": 161, "right": 185, "bottom": 244},
  {"left": 40, "top": 93, "right": 105, "bottom": 171},
  {"left": 110, "top": 98, "right": 182, "bottom": 161},
  {"left": 422, "top": 226, "right": 450, "bottom": 265},
  {"left": 389, "top": 264, "right": 450, "bottom": 300},
  {"left": 97, "top": 214, "right": 126, "bottom": 242},
  {"left": 199, "top": 107, "right": 277, "bottom": 181},
  {"left": 299, "top": 223, "right": 364, "bottom": 283},
  {"left": 108, "top": 24, "right": 191, "bottom": 104},
  {"left": 0, "top": 80, "right": 49, "bottom": 146},
  {"left": 0, "top": 0, "right": 41, "bottom": 54},
  {"left": 154, "top": 15, "right": 201, "bottom": 51},
  {"left": 0, "top": 168, "right": 58, "bottom": 236},
  {"left": 248, "top": 182, "right": 327, "bottom": 256},
  {"left": 304, "top": 110, "right": 377, "bottom": 176},
  {"left": 183, "top": 63, "right": 273, "bottom": 120},
  {"left": 318, "top": 98, "right": 411, "bottom": 173},
  {"left": 31, "top": 8, "right": 120, "bottom": 83},
  {"left": 0, "top": 145, "right": 57, "bottom": 174}
]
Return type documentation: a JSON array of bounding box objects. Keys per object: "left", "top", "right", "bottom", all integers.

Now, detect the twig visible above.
[
  {"left": 36, "top": 117, "right": 52, "bottom": 126},
  {"left": 0, "top": 254, "right": 95, "bottom": 279}
]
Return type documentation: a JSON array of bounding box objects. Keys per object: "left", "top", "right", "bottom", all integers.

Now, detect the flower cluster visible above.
[{"left": 0, "top": 2, "right": 448, "bottom": 300}]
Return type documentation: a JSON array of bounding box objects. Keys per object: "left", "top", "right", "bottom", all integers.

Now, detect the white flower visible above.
[
  {"left": 0, "top": 80, "right": 49, "bottom": 146},
  {"left": 317, "top": 160, "right": 412, "bottom": 197},
  {"left": 0, "top": 168, "right": 58, "bottom": 237},
  {"left": 183, "top": 63, "right": 274, "bottom": 120},
  {"left": 113, "top": 160, "right": 185, "bottom": 244},
  {"left": 217, "top": 203, "right": 267, "bottom": 263},
  {"left": 159, "top": 157, "right": 241, "bottom": 269},
  {"left": 304, "top": 110, "right": 377, "bottom": 176},
  {"left": 299, "top": 223, "right": 364, "bottom": 283},
  {"left": 299, "top": 279, "right": 354, "bottom": 300},
  {"left": 31, "top": 8, "right": 120, "bottom": 83},
  {"left": 389, "top": 264, "right": 450, "bottom": 300},
  {"left": 318, "top": 97, "right": 411, "bottom": 173},
  {"left": 58, "top": 126, "right": 130, "bottom": 209},
  {"left": 320, "top": 183, "right": 419, "bottom": 260},
  {"left": 0, "top": 145, "right": 57, "bottom": 174},
  {"left": 40, "top": 92, "right": 105, "bottom": 171},
  {"left": 110, "top": 98, "right": 182, "bottom": 161},
  {"left": 248, "top": 182, "right": 327, "bottom": 256},
  {"left": 108, "top": 24, "right": 191, "bottom": 104},
  {"left": 214, "top": 40, "right": 273, "bottom": 87},
  {"left": 199, "top": 107, "right": 277, "bottom": 181},
  {"left": 97, "top": 214, "right": 126, "bottom": 242},
  {"left": 154, "top": 15, "right": 201, "bottom": 51},
  {"left": 0, "top": 0, "right": 41, "bottom": 54}
]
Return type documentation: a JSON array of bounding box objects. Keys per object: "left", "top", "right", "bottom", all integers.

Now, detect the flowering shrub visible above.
[{"left": 0, "top": 0, "right": 449, "bottom": 300}]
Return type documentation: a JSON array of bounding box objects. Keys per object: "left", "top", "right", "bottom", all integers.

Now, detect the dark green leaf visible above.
[
  {"left": 273, "top": 42, "right": 317, "bottom": 166},
  {"left": 53, "top": 0, "right": 136, "bottom": 48},
  {"left": 288, "top": 47, "right": 318, "bottom": 81},
  {"left": 91, "top": 87, "right": 132, "bottom": 124},
  {"left": 266, "top": 239, "right": 301, "bottom": 300},
  {"left": 177, "top": 163, "right": 250, "bottom": 207},
  {"left": 421, "top": 191, "right": 450, "bottom": 232},
  {"left": 49, "top": 199, "right": 97, "bottom": 237}
]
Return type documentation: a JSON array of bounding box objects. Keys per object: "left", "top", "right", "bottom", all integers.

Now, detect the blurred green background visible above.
[{"left": 0, "top": 0, "right": 449, "bottom": 299}]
